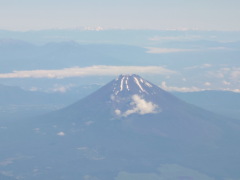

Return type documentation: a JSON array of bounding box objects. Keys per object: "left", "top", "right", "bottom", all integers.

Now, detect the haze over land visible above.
[{"left": 1, "top": 0, "right": 240, "bottom": 179}]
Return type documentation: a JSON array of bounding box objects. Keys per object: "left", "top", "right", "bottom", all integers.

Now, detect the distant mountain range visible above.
[
  {"left": 0, "top": 39, "right": 240, "bottom": 72},
  {"left": 174, "top": 91, "right": 240, "bottom": 120},
  {"left": 0, "top": 40, "right": 147, "bottom": 72},
  {"left": 0, "top": 38, "right": 240, "bottom": 94},
  {"left": 0, "top": 83, "right": 101, "bottom": 119},
  {"left": 1, "top": 74, "right": 240, "bottom": 180}
]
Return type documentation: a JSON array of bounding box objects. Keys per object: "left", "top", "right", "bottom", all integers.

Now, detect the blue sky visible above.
[{"left": 1, "top": 0, "right": 240, "bottom": 31}]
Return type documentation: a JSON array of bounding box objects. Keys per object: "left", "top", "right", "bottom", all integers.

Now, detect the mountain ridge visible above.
[{"left": 43, "top": 74, "right": 238, "bottom": 144}]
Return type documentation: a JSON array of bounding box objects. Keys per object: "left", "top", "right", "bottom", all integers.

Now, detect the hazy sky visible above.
[{"left": 1, "top": 0, "right": 240, "bottom": 31}]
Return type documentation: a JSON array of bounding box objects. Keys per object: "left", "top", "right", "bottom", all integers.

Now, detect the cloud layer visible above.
[
  {"left": 145, "top": 47, "right": 232, "bottom": 54},
  {"left": 0, "top": 66, "right": 175, "bottom": 79},
  {"left": 146, "top": 47, "right": 196, "bottom": 54},
  {"left": 160, "top": 81, "right": 204, "bottom": 92}
]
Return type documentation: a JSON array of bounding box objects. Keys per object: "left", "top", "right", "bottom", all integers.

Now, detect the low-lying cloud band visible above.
[{"left": 0, "top": 65, "right": 175, "bottom": 79}]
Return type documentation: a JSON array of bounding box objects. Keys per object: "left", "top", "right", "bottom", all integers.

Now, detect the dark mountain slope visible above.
[
  {"left": 174, "top": 90, "right": 240, "bottom": 120},
  {"left": 46, "top": 74, "right": 237, "bottom": 144}
]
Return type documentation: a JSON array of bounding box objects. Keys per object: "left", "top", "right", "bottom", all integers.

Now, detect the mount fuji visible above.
[
  {"left": 46, "top": 74, "right": 236, "bottom": 143},
  {"left": 1, "top": 74, "right": 240, "bottom": 180}
]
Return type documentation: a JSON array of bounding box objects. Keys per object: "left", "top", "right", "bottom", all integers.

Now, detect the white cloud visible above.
[
  {"left": 0, "top": 158, "right": 14, "bottom": 166},
  {"left": 33, "top": 128, "right": 40, "bottom": 132},
  {"left": 118, "top": 95, "right": 159, "bottom": 117},
  {"left": 29, "top": 87, "right": 39, "bottom": 91},
  {"left": 33, "top": 168, "right": 39, "bottom": 173},
  {"left": 222, "top": 80, "right": 231, "bottom": 85},
  {"left": 115, "top": 109, "right": 121, "bottom": 116},
  {"left": 185, "top": 64, "right": 212, "bottom": 70},
  {"left": 202, "top": 64, "right": 212, "bottom": 68},
  {"left": 232, "top": 89, "right": 240, "bottom": 93},
  {"left": 221, "top": 88, "right": 240, "bottom": 93},
  {"left": 149, "top": 35, "right": 202, "bottom": 41},
  {"left": 204, "top": 82, "right": 211, "bottom": 86},
  {"left": 208, "top": 47, "right": 231, "bottom": 51},
  {"left": 208, "top": 67, "right": 240, "bottom": 81},
  {"left": 85, "top": 121, "right": 94, "bottom": 126},
  {"left": 84, "top": 26, "right": 104, "bottom": 31},
  {"left": 161, "top": 81, "right": 204, "bottom": 92},
  {"left": 146, "top": 47, "right": 195, "bottom": 54},
  {"left": 0, "top": 156, "right": 24, "bottom": 166},
  {"left": 0, "top": 65, "right": 175, "bottom": 79},
  {"left": 231, "top": 68, "right": 240, "bottom": 80},
  {"left": 53, "top": 87, "right": 68, "bottom": 93},
  {"left": 161, "top": 78, "right": 240, "bottom": 93},
  {"left": 0, "top": 171, "right": 14, "bottom": 178},
  {"left": 207, "top": 68, "right": 229, "bottom": 79},
  {"left": 57, "top": 132, "right": 65, "bottom": 136},
  {"left": 146, "top": 46, "right": 232, "bottom": 54},
  {"left": 51, "top": 84, "right": 75, "bottom": 93},
  {"left": 77, "top": 147, "right": 88, "bottom": 150}
]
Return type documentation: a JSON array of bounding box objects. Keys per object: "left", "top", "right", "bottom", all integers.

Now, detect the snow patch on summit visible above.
[
  {"left": 134, "top": 77, "right": 147, "bottom": 93},
  {"left": 125, "top": 77, "right": 130, "bottom": 91},
  {"left": 112, "top": 74, "right": 155, "bottom": 95},
  {"left": 145, "top": 81, "right": 152, "bottom": 87},
  {"left": 120, "top": 77, "right": 125, "bottom": 91}
]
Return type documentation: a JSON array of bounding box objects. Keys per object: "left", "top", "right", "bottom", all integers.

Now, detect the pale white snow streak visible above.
[{"left": 134, "top": 77, "right": 147, "bottom": 93}]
